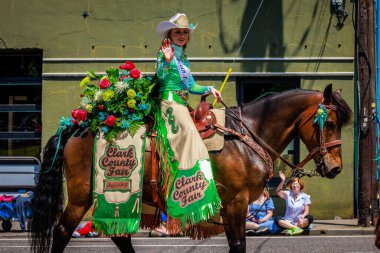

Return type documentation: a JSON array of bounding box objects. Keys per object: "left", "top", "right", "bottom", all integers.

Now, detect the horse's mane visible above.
[
  {"left": 331, "top": 91, "right": 353, "bottom": 125},
  {"left": 235, "top": 88, "right": 352, "bottom": 126},
  {"left": 235, "top": 89, "right": 316, "bottom": 113}
]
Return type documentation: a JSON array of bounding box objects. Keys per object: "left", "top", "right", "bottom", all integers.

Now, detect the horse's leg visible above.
[
  {"left": 51, "top": 203, "right": 90, "bottom": 253},
  {"left": 111, "top": 235, "right": 135, "bottom": 253},
  {"left": 222, "top": 191, "right": 249, "bottom": 253}
]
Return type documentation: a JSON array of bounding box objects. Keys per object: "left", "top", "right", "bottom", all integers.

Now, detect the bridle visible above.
[{"left": 296, "top": 103, "right": 342, "bottom": 171}]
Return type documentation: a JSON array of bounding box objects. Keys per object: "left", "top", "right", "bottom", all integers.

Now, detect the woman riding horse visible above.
[{"left": 154, "top": 13, "right": 222, "bottom": 226}]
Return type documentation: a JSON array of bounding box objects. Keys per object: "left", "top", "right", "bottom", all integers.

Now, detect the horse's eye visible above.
[{"left": 326, "top": 121, "right": 336, "bottom": 129}]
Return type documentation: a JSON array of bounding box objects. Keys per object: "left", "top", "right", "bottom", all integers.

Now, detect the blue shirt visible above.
[{"left": 247, "top": 197, "right": 275, "bottom": 220}]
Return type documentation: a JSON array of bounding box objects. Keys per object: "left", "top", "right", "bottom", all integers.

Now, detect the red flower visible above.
[
  {"left": 71, "top": 109, "right": 87, "bottom": 121},
  {"left": 104, "top": 115, "right": 116, "bottom": 127},
  {"left": 119, "top": 65, "right": 128, "bottom": 70},
  {"left": 124, "top": 61, "right": 135, "bottom": 71},
  {"left": 98, "top": 105, "right": 104, "bottom": 110},
  {"left": 80, "top": 94, "right": 84, "bottom": 98},
  {"left": 130, "top": 69, "right": 141, "bottom": 79},
  {"left": 99, "top": 78, "right": 110, "bottom": 89}
]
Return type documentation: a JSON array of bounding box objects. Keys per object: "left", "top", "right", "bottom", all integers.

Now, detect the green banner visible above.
[{"left": 92, "top": 127, "right": 146, "bottom": 236}]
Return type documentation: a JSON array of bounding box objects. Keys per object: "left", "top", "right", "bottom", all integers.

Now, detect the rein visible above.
[
  {"left": 245, "top": 197, "right": 268, "bottom": 222},
  {"left": 217, "top": 98, "right": 343, "bottom": 181}
]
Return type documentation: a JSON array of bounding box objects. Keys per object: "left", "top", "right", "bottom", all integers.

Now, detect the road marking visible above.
[
  {"left": 0, "top": 234, "right": 374, "bottom": 242},
  {"left": 0, "top": 245, "right": 228, "bottom": 248}
]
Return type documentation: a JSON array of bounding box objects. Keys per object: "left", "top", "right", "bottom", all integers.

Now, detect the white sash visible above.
[{"left": 173, "top": 56, "right": 190, "bottom": 88}]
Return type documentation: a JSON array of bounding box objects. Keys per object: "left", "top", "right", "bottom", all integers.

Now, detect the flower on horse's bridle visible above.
[{"left": 313, "top": 104, "right": 328, "bottom": 130}]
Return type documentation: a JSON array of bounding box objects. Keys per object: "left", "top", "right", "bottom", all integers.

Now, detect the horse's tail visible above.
[{"left": 30, "top": 125, "right": 78, "bottom": 253}]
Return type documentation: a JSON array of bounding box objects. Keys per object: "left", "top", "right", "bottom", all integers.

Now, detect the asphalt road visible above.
[{"left": 0, "top": 235, "right": 378, "bottom": 253}]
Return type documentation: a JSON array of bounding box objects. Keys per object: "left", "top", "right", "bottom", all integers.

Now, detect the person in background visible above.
[
  {"left": 275, "top": 171, "right": 314, "bottom": 236},
  {"left": 149, "top": 212, "right": 168, "bottom": 237},
  {"left": 245, "top": 188, "right": 277, "bottom": 236},
  {"left": 72, "top": 221, "right": 98, "bottom": 238}
]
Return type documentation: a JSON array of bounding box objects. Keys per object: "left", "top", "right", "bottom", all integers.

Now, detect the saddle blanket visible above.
[
  {"left": 203, "top": 108, "right": 225, "bottom": 151},
  {"left": 92, "top": 127, "right": 146, "bottom": 236}
]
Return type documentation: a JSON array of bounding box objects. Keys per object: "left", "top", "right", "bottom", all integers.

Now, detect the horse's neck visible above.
[{"left": 241, "top": 92, "right": 321, "bottom": 156}]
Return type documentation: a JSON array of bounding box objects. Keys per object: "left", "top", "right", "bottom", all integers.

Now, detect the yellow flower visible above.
[
  {"left": 127, "top": 89, "right": 136, "bottom": 99},
  {"left": 317, "top": 108, "right": 324, "bottom": 115},
  {"left": 127, "top": 99, "right": 136, "bottom": 108},
  {"left": 102, "top": 90, "right": 115, "bottom": 101},
  {"left": 85, "top": 104, "right": 93, "bottom": 113},
  {"left": 80, "top": 76, "right": 91, "bottom": 87}
]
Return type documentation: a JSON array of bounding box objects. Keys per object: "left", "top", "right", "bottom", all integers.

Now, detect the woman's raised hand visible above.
[
  {"left": 279, "top": 171, "right": 286, "bottom": 182},
  {"left": 160, "top": 38, "right": 174, "bottom": 63}
]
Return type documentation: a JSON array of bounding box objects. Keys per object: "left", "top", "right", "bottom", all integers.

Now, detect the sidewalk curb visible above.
[
  {"left": 0, "top": 219, "right": 376, "bottom": 237},
  {"left": 309, "top": 228, "right": 374, "bottom": 236}
]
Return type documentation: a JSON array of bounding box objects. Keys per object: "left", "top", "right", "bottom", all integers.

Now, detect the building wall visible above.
[{"left": 0, "top": 0, "right": 355, "bottom": 218}]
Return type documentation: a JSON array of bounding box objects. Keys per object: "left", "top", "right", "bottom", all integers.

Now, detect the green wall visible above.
[{"left": 0, "top": 0, "right": 355, "bottom": 219}]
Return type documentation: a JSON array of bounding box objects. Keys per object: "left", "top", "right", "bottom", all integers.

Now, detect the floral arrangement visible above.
[{"left": 60, "top": 61, "right": 156, "bottom": 142}]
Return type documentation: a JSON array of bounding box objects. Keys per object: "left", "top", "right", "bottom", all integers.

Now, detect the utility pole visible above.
[{"left": 357, "top": 0, "right": 378, "bottom": 227}]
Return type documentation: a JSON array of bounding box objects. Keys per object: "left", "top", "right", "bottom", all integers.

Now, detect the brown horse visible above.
[{"left": 30, "top": 84, "right": 352, "bottom": 253}]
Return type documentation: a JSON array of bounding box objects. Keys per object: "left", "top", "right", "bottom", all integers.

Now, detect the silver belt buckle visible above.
[{"left": 176, "top": 90, "right": 189, "bottom": 101}]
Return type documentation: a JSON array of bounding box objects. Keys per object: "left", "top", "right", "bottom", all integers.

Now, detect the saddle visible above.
[{"left": 189, "top": 94, "right": 217, "bottom": 139}]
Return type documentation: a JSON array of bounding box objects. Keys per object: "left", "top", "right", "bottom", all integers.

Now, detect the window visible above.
[
  {"left": 0, "top": 49, "right": 42, "bottom": 158},
  {"left": 236, "top": 76, "right": 300, "bottom": 182}
]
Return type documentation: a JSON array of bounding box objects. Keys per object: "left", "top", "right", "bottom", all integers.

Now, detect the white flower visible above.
[
  {"left": 115, "top": 81, "right": 129, "bottom": 93},
  {"left": 81, "top": 97, "right": 91, "bottom": 104},
  {"left": 80, "top": 97, "right": 91, "bottom": 109},
  {"left": 94, "top": 90, "right": 103, "bottom": 101}
]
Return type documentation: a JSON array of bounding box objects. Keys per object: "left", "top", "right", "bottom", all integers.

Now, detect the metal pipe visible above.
[
  {"left": 43, "top": 57, "right": 354, "bottom": 63},
  {"left": 42, "top": 71, "right": 354, "bottom": 78}
]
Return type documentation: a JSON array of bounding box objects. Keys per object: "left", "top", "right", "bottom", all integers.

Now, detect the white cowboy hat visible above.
[{"left": 156, "top": 13, "right": 197, "bottom": 38}]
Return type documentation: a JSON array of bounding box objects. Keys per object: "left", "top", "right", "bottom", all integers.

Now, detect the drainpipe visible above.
[{"left": 376, "top": 0, "right": 380, "bottom": 183}]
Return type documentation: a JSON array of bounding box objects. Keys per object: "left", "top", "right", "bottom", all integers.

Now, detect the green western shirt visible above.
[{"left": 156, "top": 44, "right": 212, "bottom": 95}]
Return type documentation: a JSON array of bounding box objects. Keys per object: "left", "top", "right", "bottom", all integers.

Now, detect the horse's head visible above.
[{"left": 298, "top": 84, "right": 352, "bottom": 178}]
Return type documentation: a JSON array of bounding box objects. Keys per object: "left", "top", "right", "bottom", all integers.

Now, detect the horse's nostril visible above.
[{"left": 330, "top": 167, "right": 341, "bottom": 176}]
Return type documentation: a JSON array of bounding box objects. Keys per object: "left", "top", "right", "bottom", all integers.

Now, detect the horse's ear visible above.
[
  {"left": 323, "top": 84, "right": 333, "bottom": 103},
  {"left": 335, "top": 89, "right": 342, "bottom": 94}
]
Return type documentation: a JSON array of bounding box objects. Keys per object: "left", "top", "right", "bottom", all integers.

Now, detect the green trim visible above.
[
  {"left": 166, "top": 160, "right": 221, "bottom": 225},
  {"left": 93, "top": 194, "right": 141, "bottom": 235},
  {"left": 92, "top": 133, "right": 98, "bottom": 204},
  {"left": 155, "top": 105, "right": 179, "bottom": 198}
]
